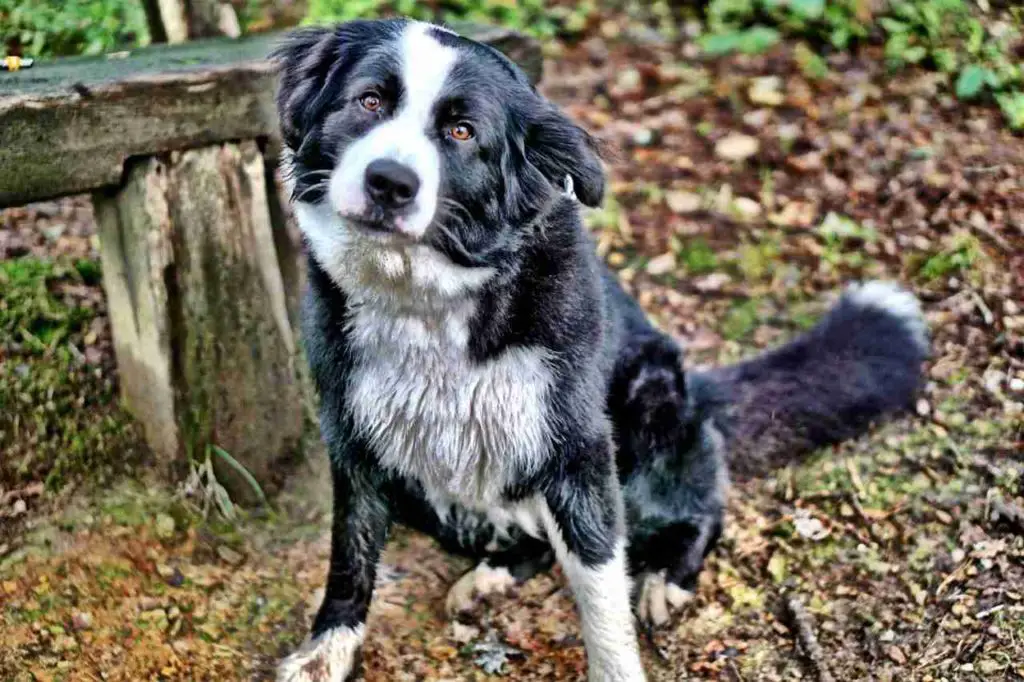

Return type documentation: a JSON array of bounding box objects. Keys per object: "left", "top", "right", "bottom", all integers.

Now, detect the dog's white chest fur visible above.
[{"left": 346, "top": 299, "right": 553, "bottom": 506}]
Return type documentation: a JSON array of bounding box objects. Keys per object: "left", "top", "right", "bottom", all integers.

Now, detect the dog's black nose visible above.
[{"left": 365, "top": 159, "right": 420, "bottom": 209}]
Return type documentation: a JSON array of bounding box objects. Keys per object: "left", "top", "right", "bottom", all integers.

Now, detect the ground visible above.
[{"left": 2, "top": 14, "right": 1023, "bottom": 682}]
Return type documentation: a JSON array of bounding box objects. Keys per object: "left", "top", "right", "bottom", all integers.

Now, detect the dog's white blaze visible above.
[
  {"left": 276, "top": 625, "right": 364, "bottom": 682},
  {"left": 329, "top": 22, "right": 456, "bottom": 238},
  {"left": 538, "top": 504, "right": 646, "bottom": 682},
  {"left": 347, "top": 296, "right": 554, "bottom": 508}
]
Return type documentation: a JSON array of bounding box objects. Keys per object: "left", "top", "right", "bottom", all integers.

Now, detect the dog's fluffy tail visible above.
[{"left": 694, "top": 281, "right": 929, "bottom": 481}]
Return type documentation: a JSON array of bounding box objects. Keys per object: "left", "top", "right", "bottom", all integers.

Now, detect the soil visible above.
[{"left": 1, "top": 12, "right": 1022, "bottom": 682}]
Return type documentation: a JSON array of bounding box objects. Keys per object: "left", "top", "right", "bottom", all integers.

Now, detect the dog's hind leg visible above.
[
  {"left": 388, "top": 482, "right": 556, "bottom": 617},
  {"left": 610, "top": 332, "right": 728, "bottom": 629},
  {"left": 445, "top": 535, "right": 555, "bottom": 616}
]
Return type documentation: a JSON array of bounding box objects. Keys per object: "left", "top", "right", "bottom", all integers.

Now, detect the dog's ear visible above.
[
  {"left": 272, "top": 21, "right": 392, "bottom": 152},
  {"left": 524, "top": 105, "right": 606, "bottom": 207},
  {"left": 272, "top": 27, "right": 341, "bottom": 151}
]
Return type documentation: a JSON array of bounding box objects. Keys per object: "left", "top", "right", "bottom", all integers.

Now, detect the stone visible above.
[{"left": 715, "top": 133, "right": 760, "bottom": 162}]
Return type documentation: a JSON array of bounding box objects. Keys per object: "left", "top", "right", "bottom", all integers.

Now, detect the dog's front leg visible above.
[
  {"left": 539, "top": 441, "right": 646, "bottom": 682},
  {"left": 278, "top": 458, "right": 390, "bottom": 682}
]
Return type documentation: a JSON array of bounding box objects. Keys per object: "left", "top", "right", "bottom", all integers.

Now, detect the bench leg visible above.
[{"left": 93, "top": 141, "right": 304, "bottom": 502}]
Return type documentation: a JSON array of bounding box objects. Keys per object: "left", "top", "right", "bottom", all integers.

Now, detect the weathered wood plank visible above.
[
  {"left": 0, "top": 25, "right": 542, "bottom": 208},
  {"left": 93, "top": 142, "right": 305, "bottom": 502}
]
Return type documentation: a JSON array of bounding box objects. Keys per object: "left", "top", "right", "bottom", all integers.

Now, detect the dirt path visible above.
[{"left": 3, "top": 18, "right": 1023, "bottom": 682}]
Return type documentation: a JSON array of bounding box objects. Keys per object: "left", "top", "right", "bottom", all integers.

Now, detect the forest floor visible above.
[{"left": 2, "top": 14, "right": 1023, "bottom": 682}]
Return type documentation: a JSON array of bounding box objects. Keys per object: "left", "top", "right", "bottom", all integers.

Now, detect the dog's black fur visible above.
[{"left": 273, "top": 18, "right": 928, "bottom": 681}]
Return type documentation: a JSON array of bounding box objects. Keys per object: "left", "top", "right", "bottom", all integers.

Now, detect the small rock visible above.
[
  {"left": 787, "top": 151, "right": 824, "bottom": 173},
  {"left": 888, "top": 645, "right": 907, "bottom": 665},
  {"left": 71, "top": 611, "right": 93, "bottom": 631},
  {"left": 1009, "top": 378, "right": 1023, "bottom": 393},
  {"left": 139, "top": 596, "right": 163, "bottom": 612},
  {"left": 732, "top": 197, "right": 762, "bottom": 221},
  {"left": 665, "top": 191, "right": 702, "bottom": 214},
  {"left": 12, "top": 499, "right": 27, "bottom": 515},
  {"left": 632, "top": 128, "right": 655, "bottom": 147},
  {"left": 879, "top": 629, "right": 895, "bottom": 643},
  {"left": 694, "top": 273, "right": 730, "bottom": 292},
  {"left": 583, "top": 38, "right": 609, "bottom": 64},
  {"left": 777, "top": 123, "right": 801, "bottom": 142},
  {"left": 742, "top": 109, "right": 771, "bottom": 128},
  {"left": 793, "top": 509, "right": 829, "bottom": 541},
  {"left": 823, "top": 173, "right": 847, "bottom": 195},
  {"left": 646, "top": 252, "right": 676, "bottom": 276},
  {"left": 155, "top": 513, "right": 175, "bottom": 539},
  {"left": 41, "top": 224, "right": 67, "bottom": 242},
  {"left": 216, "top": 546, "right": 244, "bottom": 566},
  {"left": 916, "top": 399, "right": 931, "bottom": 416},
  {"left": 615, "top": 68, "right": 642, "bottom": 93},
  {"left": 748, "top": 76, "right": 784, "bottom": 106},
  {"left": 451, "top": 622, "right": 480, "bottom": 644},
  {"left": 715, "top": 133, "right": 760, "bottom": 162},
  {"left": 157, "top": 563, "right": 186, "bottom": 588}
]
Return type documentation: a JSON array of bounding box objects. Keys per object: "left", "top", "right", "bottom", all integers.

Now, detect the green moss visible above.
[
  {"left": 678, "top": 238, "right": 719, "bottom": 275},
  {"left": 1, "top": 256, "right": 145, "bottom": 490},
  {"left": 305, "top": 0, "right": 597, "bottom": 39},
  {"left": 917, "top": 232, "right": 984, "bottom": 282},
  {"left": 722, "top": 299, "right": 762, "bottom": 341}
]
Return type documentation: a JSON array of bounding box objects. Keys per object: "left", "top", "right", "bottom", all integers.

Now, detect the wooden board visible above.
[{"left": 0, "top": 25, "right": 542, "bottom": 207}]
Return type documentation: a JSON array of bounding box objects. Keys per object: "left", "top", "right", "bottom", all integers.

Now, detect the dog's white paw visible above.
[
  {"left": 636, "top": 571, "right": 693, "bottom": 628},
  {"left": 277, "top": 626, "right": 364, "bottom": 682},
  {"left": 445, "top": 561, "right": 517, "bottom": 616}
]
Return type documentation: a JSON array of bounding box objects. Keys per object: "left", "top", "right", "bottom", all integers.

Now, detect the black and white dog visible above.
[{"left": 272, "top": 19, "right": 928, "bottom": 682}]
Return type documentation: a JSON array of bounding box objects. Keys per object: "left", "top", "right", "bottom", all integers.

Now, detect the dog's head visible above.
[{"left": 274, "top": 19, "right": 604, "bottom": 294}]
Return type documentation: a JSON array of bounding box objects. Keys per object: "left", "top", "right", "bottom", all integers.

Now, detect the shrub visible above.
[
  {"left": 0, "top": 0, "right": 149, "bottom": 58},
  {"left": 305, "top": 0, "right": 597, "bottom": 39},
  {"left": 700, "top": 0, "right": 1024, "bottom": 129}
]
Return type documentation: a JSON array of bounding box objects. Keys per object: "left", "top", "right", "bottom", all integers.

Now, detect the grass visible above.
[
  {"left": 305, "top": 0, "right": 598, "bottom": 39},
  {"left": 0, "top": 0, "right": 149, "bottom": 58},
  {"left": 0, "top": 257, "right": 145, "bottom": 490},
  {"left": 697, "top": 0, "right": 1024, "bottom": 129}
]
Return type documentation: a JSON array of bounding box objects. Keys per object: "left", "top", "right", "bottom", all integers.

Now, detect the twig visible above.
[
  {"left": 967, "top": 289, "right": 995, "bottom": 325},
  {"left": 847, "top": 492, "right": 886, "bottom": 546},
  {"left": 965, "top": 220, "right": 1013, "bottom": 254},
  {"left": 783, "top": 595, "right": 834, "bottom": 682}
]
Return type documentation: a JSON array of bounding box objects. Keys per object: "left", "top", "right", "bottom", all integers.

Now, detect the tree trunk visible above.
[
  {"left": 144, "top": 0, "right": 240, "bottom": 43},
  {"left": 93, "top": 142, "right": 304, "bottom": 504}
]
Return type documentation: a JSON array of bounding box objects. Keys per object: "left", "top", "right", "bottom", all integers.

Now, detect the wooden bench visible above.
[{"left": 0, "top": 27, "right": 542, "bottom": 502}]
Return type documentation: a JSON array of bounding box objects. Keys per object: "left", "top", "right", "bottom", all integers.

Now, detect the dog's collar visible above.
[{"left": 561, "top": 174, "right": 577, "bottom": 201}]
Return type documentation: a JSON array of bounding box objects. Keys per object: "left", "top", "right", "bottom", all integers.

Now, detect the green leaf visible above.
[
  {"left": 879, "top": 17, "right": 909, "bottom": 34},
  {"left": 737, "top": 26, "right": 781, "bottom": 54},
  {"left": 699, "top": 31, "right": 744, "bottom": 56},
  {"left": 932, "top": 48, "right": 958, "bottom": 74},
  {"left": 768, "top": 553, "right": 788, "bottom": 584},
  {"left": 902, "top": 46, "right": 927, "bottom": 64},
  {"left": 956, "top": 65, "right": 988, "bottom": 100},
  {"left": 788, "top": 0, "right": 824, "bottom": 19},
  {"left": 996, "top": 92, "right": 1024, "bottom": 130}
]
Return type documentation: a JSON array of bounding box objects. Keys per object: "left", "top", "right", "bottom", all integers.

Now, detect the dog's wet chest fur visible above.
[{"left": 346, "top": 299, "right": 554, "bottom": 508}]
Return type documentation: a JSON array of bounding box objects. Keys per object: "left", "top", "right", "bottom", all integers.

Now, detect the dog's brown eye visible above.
[
  {"left": 450, "top": 122, "right": 474, "bottom": 141},
  {"left": 359, "top": 92, "right": 382, "bottom": 112}
]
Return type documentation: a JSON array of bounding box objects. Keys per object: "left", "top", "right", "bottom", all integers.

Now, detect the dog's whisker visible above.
[{"left": 292, "top": 181, "right": 328, "bottom": 204}]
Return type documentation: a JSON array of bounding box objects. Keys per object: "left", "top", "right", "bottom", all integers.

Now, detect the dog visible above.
[{"left": 272, "top": 19, "right": 928, "bottom": 681}]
